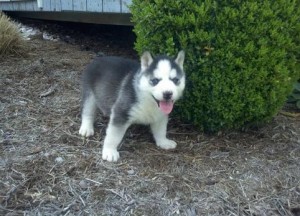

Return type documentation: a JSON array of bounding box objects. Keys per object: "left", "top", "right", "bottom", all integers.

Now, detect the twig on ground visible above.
[
  {"left": 47, "top": 121, "right": 63, "bottom": 135},
  {"left": 62, "top": 130, "right": 83, "bottom": 140},
  {"left": 79, "top": 195, "right": 86, "bottom": 207},
  {"left": 40, "top": 84, "right": 57, "bottom": 98},
  {"left": 239, "top": 180, "right": 247, "bottom": 198},
  {"left": 85, "top": 178, "right": 102, "bottom": 185}
]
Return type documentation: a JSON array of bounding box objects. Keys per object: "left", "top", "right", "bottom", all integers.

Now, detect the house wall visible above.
[
  {"left": 0, "top": 0, "right": 132, "bottom": 25},
  {"left": 0, "top": 0, "right": 131, "bottom": 13}
]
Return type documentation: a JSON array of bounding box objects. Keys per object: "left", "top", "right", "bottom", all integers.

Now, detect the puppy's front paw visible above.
[
  {"left": 102, "top": 148, "right": 120, "bottom": 162},
  {"left": 156, "top": 139, "right": 177, "bottom": 150},
  {"left": 79, "top": 124, "right": 94, "bottom": 137}
]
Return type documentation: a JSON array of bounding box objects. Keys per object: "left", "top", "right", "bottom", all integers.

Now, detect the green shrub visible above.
[
  {"left": 0, "top": 12, "right": 27, "bottom": 57},
  {"left": 131, "top": 0, "right": 300, "bottom": 132}
]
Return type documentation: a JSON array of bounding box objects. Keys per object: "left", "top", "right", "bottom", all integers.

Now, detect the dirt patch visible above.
[{"left": 1, "top": 21, "right": 300, "bottom": 216}]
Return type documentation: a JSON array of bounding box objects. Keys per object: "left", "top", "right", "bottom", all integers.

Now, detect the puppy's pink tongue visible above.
[{"left": 159, "top": 101, "right": 174, "bottom": 115}]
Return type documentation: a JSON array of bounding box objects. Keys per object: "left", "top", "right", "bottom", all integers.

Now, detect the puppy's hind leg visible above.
[
  {"left": 79, "top": 92, "right": 97, "bottom": 137},
  {"left": 150, "top": 116, "right": 177, "bottom": 150}
]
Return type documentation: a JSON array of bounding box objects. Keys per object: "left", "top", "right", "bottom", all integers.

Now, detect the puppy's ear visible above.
[
  {"left": 141, "top": 51, "right": 153, "bottom": 71},
  {"left": 175, "top": 50, "right": 185, "bottom": 70}
]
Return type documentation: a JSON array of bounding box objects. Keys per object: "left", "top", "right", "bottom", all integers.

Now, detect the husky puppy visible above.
[{"left": 79, "top": 51, "right": 185, "bottom": 162}]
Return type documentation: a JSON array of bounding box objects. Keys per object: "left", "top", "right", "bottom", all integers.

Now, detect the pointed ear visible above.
[
  {"left": 175, "top": 50, "right": 185, "bottom": 70},
  {"left": 141, "top": 51, "right": 153, "bottom": 71}
]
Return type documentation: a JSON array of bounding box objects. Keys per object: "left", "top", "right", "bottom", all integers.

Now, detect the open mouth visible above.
[{"left": 152, "top": 96, "right": 174, "bottom": 115}]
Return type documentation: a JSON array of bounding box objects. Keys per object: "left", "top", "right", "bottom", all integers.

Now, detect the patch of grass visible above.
[{"left": 0, "top": 12, "right": 28, "bottom": 57}]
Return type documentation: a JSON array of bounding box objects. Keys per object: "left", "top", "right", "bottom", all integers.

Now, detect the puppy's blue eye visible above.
[
  {"left": 150, "top": 78, "right": 160, "bottom": 86},
  {"left": 171, "top": 78, "right": 179, "bottom": 85}
]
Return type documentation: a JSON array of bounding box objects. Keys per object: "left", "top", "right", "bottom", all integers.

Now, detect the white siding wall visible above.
[{"left": 0, "top": 0, "right": 131, "bottom": 13}]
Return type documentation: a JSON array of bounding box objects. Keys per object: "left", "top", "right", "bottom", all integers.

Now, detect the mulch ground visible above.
[{"left": 1, "top": 20, "right": 300, "bottom": 216}]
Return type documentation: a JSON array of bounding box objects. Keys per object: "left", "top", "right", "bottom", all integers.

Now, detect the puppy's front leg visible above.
[
  {"left": 102, "top": 121, "right": 129, "bottom": 162},
  {"left": 150, "top": 116, "right": 177, "bottom": 150}
]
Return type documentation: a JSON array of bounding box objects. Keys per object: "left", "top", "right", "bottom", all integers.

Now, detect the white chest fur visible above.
[{"left": 129, "top": 94, "right": 165, "bottom": 125}]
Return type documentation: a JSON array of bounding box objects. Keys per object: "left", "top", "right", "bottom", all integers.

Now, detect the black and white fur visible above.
[{"left": 79, "top": 51, "right": 185, "bottom": 162}]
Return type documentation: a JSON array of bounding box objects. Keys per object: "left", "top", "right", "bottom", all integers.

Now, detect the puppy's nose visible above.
[{"left": 163, "top": 91, "right": 173, "bottom": 100}]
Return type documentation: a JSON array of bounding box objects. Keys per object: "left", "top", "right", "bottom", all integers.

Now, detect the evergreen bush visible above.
[{"left": 131, "top": 0, "right": 300, "bottom": 132}]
